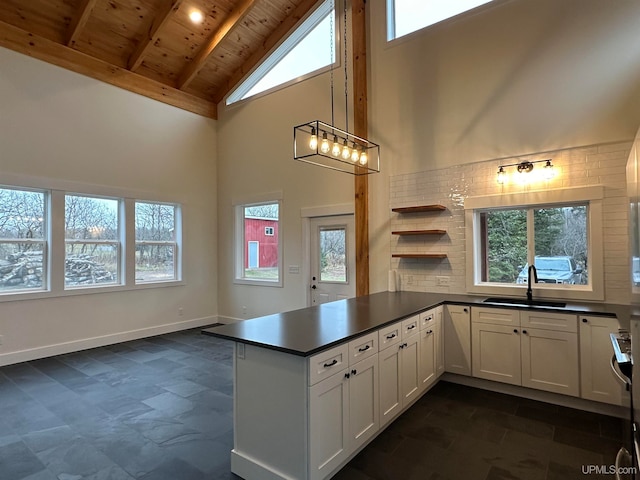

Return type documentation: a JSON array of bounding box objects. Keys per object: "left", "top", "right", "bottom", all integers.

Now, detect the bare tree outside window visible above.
[
  {"left": 0, "top": 188, "right": 46, "bottom": 291},
  {"left": 135, "top": 202, "right": 177, "bottom": 283},
  {"left": 65, "top": 195, "right": 119, "bottom": 287}
]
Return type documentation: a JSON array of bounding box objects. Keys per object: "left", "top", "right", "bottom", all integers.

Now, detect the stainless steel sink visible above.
[{"left": 482, "top": 297, "right": 567, "bottom": 308}]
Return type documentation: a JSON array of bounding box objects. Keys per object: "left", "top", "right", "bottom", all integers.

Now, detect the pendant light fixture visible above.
[{"left": 293, "top": 0, "right": 379, "bottom": 175}]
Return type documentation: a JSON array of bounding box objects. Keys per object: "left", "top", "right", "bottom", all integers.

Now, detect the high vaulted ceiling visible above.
[{"left": 0, "top": 0, "right": 321, "bottom": 118}]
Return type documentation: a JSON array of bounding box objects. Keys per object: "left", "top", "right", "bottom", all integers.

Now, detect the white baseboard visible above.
[
  {"left": 0, "top": 315, "right": 219, "bottom": 367},
  {"left": 217, "top": 315, "right": 243, "bottom": 324}
]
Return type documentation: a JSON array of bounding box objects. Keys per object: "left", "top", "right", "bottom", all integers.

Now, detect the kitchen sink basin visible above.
[{"left": 482, "top": 297, "right": 567, "bottom": 308}]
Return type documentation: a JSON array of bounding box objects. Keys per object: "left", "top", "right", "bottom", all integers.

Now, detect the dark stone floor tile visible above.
[
  {"left": 162, "top": 437, "right": 230, "bottom": 474},
  {"left": 124, "top": 410, "right": 201, "bottom": 445},
  {"left": 553, "top": 426, "right": 621, "bottom": 458},
  {"left": 22, "top": 425, "right": 77, "bottom": 454},
  {"left": 142, "top": 391, "right": 195, "bottom": 416},
  {"left": 516, "top": 404, "right": 600, "bottom": 435},
  {"left": 137, "top": 457, "right": 205, "bottom": 480},
  {"left": 474, "top": 407, "right": 555, "bottom": 439},
  {"left": 35, "top": 436, "right": 116, "bottom": 478},
  {"left": 0, "top": 440, "right": 46, "bottom": 480},
  {"left": 599, "top": 414, "right": 625, "bottom": 440},
  {"left": 333, "top": 465, "right": 375, "bottom": 480},
  {"left": 159, "top": 379, "right": 209, "bottom": 398}
]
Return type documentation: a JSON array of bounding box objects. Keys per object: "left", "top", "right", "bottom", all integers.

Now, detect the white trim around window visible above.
[{"left": 464, "top": 185, "right": 604, "bottom": 302}]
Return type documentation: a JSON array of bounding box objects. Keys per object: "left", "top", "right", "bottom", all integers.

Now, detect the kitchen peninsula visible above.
[{"left": 203, "top": 291, "right": 629, "bottom": 480}]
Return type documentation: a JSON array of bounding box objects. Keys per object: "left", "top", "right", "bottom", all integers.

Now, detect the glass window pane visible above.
[
  {"left": 319, "top": 226, "right": 347, "bottom": 283},
  {"left": 533, "top": 206, "right": 587, "bottom": 285},
  {"left": 0, "top": 188, "right": 45, "bottom": 239},
  {"left": 0, "top": 242, "right": 45, "bottom": 291},
  {"left": 135, "top": 203, "right": 175, "bottom": 241},
  {"left": 135, "top": 244, "right": 175, "bottom": 283},
  {"left": 65, "top": 195, "right": 118, "bottom": 240},
  {"left": 391, "top": 0, "right": 494, "bottom": 40},
  {"left": 65, "top": 243, "right": 118, "bottom": 286},
  {"left": 243, "top": 203, "right": 279, "bottom": 281},
  {"left": 481, "top": 209, "right": 527, "bottom": 284}
]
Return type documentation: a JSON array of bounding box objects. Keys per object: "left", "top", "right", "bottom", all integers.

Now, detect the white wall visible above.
[
  {"left": 0, "top": 47, "right": 218, "bottom": 365},
  {"left": 217, "top": 0, "right": 640, "bottom": 316}
]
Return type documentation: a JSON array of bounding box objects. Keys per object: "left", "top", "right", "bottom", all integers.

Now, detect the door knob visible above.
[{"left": 311, "top": 285, "right": 317, "bottom": 289}]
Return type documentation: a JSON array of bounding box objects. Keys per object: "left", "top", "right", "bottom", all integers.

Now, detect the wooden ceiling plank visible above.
[
  {"left": 211, "top": 0, "right": 319, "bottom": 104},
  {"left": 177, "top": 0, "right": 258, "bottom": 90},
  {"left": 128, "top": 0, "right": 184, "bottom": 72},
  {"left": 0, "top": 19, "right": 217, "bottom": 118},
  {"left": 66, "top": 0, "right": 99, "bottom": 47}
]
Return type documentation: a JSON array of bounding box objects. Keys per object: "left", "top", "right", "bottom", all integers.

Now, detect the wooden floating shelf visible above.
[
  {"left": 392, "top": 254, "right": 448, "bottom": 259},
  {"left": 392, "top": 204, "right": 446, "bottom": 214},
  {"left": 392, "top": 229, "right": 446, "bottom": 236}
]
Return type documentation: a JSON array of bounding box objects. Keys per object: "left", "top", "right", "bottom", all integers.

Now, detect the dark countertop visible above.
[{"left": 202, "top": 291, "right": 631, "bottom": 357}]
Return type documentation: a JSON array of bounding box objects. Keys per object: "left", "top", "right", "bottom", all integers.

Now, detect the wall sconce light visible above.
[{"left": 496, "top": 159, "right": 555, "bottom": 184}]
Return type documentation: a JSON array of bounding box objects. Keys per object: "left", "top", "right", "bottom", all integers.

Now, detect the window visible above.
[
  {"left": 0, "top": 187, "right": 47, "bottom": 293},
  {"left": 478, "top": 205, "right": 588, "bottom": 286},
  {"left": 388, "top": 0, "right": 494, "bottom": 41},
  {"left": 65, "top": 194, "right": 120, "bottom": 288},
  {"left": 226, "top": 0, "right": 335, "bottom": 105},
  {"left": 465, "top": 186, "right": 604, "bottom": 301},
  {"left": 135, "top": 202, "right": 179, "bottom": 283},
  {"left": 319, "top": 225, "right": 347, "bottom": 283},
  {"left": 236, "top": 200, "right": 282, "bottom": 286}
]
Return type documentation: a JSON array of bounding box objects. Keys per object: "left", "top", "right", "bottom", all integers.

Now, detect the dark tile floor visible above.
[{"left": 0, "top": 327, "right": 629, "bottom": 480}]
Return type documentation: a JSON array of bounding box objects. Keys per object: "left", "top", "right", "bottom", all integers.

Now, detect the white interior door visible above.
[{"left": 309, "top": 215, "right": 355, "bottom": 306}]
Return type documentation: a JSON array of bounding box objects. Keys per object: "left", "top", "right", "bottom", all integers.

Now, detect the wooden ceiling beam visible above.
[
  {"left": 0, "top": 20, "right": 217, "bottom": 118},
  {"left": 177, "top": 0, "right": 258, "bottom": 90},
  {"left": 66, "top": 0, "right": 98, "bottom": 47},
  {"left": 128, "top": 0, "right": 184, "bottom": 72},
  {"left": 211, "top": 0, "right": 319, "bottom": 105}
]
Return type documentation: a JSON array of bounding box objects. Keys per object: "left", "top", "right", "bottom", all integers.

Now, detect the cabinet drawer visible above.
[
  {"left": 379, "top": 322, "right": 402, "bottom": 351},
  {"left": 309, "top": 343, "right": 350, "bottom": 386},
  {"left": 402, "top": 315, "right": 420, "bottom": 339},
  {"left": 472, "top": 307, "right": 520, "bottom": 326},
  {"left": 349, "top": 331, "right": 378, "bottom": 366},
  {"left": 520, "top": 311, "right": 577, "bottom": 333},
  {"left": 419, "top": 309, "right": 436, "bottom": 330}
]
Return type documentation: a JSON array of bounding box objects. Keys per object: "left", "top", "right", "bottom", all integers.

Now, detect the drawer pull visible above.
[
  {"left": 386, "top": 333, "right": 397, "bottom": 340},
  {"left": 323, "top": 359, "right": 338, "bottom": 368},
  {"left": 408, "top": 325, "right": 416, "bottom": 330},
  {"left": 427, "top": 330, "right": 433, "bottom": 334},
  {"left": 358, "top": 345, "right": 371, "bottom": 352},
  {"left": 514, "top": 329, "right": 518, "bottom": 334}
]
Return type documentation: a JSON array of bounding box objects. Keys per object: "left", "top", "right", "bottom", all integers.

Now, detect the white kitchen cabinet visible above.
[
  {"left": 444, "top": 304, "right": 471, "bottom": 376},
  {"left": 379, "top": 315, "right": 421, "bottom": 427},
  {"left": 472, "top": 322, "right": 522, "bottom": 386},
  {"left": 418, "top": 307, "right": 440, "bottom": 391},
  {"left": 347, "top": 354, "right": 379, "bottom": 452},
  {"left": 579, "top": 315, "right": 624, "bottom": 406},
  {"left": 435, "top": 307, "right": 444, "bottom": 377},
  {"left": 521, "top": 326, "right": 579, "bottom": 397}
]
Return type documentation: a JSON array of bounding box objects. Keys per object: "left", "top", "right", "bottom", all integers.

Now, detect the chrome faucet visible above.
[{"left": 527, "top": 265, "right": 538, "bottom": 303}]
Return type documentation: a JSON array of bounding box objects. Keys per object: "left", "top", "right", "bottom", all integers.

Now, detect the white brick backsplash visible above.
[{"left": 389, "top": 141, "right": 633, "bottom": 302}]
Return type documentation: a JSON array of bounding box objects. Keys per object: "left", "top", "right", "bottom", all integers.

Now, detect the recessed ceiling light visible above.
[{"left": 189, "top": 10, "right": 203, "bottom": 23}]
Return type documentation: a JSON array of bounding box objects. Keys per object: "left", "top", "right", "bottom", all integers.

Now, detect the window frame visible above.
[
  {"left": 0, "top": 185, "right": 49, "bottom": 295},
  {"left": 234, "top": 193, "right": 283, "bottom": 287},
  {"left": 225, "top": 0, "right": 338, "bottom": 106},
  {"left": 134, "top": 201, "right": 181, "bottom": 285},
  {"left": 464, "top": 186, "right": 604, "bottom": 302},
  {"left": 386, "top": 0, "right": 499, "bottom": 42}
]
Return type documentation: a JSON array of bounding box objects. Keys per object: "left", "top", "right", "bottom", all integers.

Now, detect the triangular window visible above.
[{"left": 226, "top": 0, "right": 336, "bottom": 105}]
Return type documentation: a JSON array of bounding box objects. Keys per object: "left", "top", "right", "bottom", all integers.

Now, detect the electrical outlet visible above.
[
  {"left": 242, "top": 306, "right": 247, "bottom": 317},
  {"left": 405, "top": 275, "right": 414, "bottom": 285},
  {"left": 237, "top": 343, "right": 245, "bottom": 359},
  {"left": 178, "top": 307, "right": 183, "bottom": 316},
  {"left": 436, "top": 276, "right": 450, "bottom": 286}
]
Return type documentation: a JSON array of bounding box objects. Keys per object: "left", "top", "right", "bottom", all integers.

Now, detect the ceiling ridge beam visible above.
[
  {"left": 128, "top": 0, "right": 184, "bottom": 71},
  {"left": 177, "top": 0, "right": 258, "bottom": 90},
  {"left": 211, "top": 0, "right": 319, "bottom": 105},
  {"left": 66, "top": 0, "right": 99, "bottom": 47},
  {"left": 0, "top": 20, "right": 217, "bottom": 118}
]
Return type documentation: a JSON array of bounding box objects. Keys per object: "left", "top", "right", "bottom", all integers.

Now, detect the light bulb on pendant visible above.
[
  {"left": 309, "top": 127, "right": 318, "bottom": 150},
  {"left": 341, "top": 139, "right": 351, "bottom": 160},
  {"left": 359, "top": 149, "right": 368, "bottom": 165},
  {"left": 331, "top": 136, "right": 341, "bottom": 157},
  {"left": 320, "top": 132, "right": 330, "bottom": 154},
  {"left": 543, "top": 160, "right": 555, "bottom": 180},
  {"left": 350, "top": 143, "right": 359, "bottom": 162},
  {"left": 496, "top": 166, "right": 506, "bottom": 184}
]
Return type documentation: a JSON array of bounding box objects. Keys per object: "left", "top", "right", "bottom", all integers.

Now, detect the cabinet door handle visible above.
[
  {"left": 514, "top": 329, "right": 518, "bottom": 334},
  {"left": 582, "top": 318, "right": 588, "bottom": 323},
  {"left": 463, "top": 308, "right": 468, "bottom": 313},
  {"left": 386, "top": 333, "right": 397, "bottom": 339},
  {"left": 522, "top": 330, "right": 528, "bottom": 335},
  {"left": 351, "top": 369, "right": 357, "bottom": 376},
  {"left": 399, "top": 342, "right": 408, "bottom": 349},
  {"left": 345, "top": 372, "right": 350, "bottom": 379},
  {"left": 323, "top": 359, "right": 338, "bottom": 368},
  {"left": 358, "top": 345, "right": 370, "bottom": 352}
]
